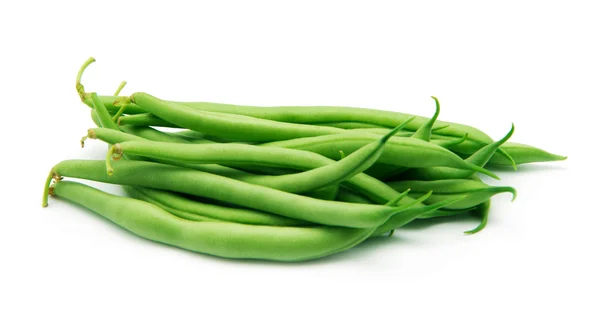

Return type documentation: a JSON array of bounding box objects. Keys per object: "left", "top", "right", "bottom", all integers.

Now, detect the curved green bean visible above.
[
  {"left": 106, "top": 122, "right": 408, "bottom": 194},
  {"left": 124, "top": 93, "right": 349, "bottom": 141},
  {"left": 50, "top": 159, "right": 416, "bottom": 228},
  {"left": 86, "top": 128, "right": 413, "bottom": 205},
  {"left": 47, "top": 180, "right": 372, "bottom": 261},
  {"left": 464, "top": 199, "right": 491, "bottom": 235},
  {"left": 400, "top": 124, "right": 516, "bottom": 181},
  {"left": 386, "top": 179, "right": 516, "bottom": 210},
  {"left": 262, "top": 132, "right": 499, "bottom": 179},
  {"left": 124, "top": 186, "right": 307, "bottom": 226}
]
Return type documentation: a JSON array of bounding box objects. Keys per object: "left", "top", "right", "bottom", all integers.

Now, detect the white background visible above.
[{"left": 1, "top": 1, "right": 598, "bottom": 313}]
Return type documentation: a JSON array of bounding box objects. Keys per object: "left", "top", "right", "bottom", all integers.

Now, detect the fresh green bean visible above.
[
  {"left": 386, "top": 179, "right": 516, "bottom": 210},
  {"left": 363, "top": 97, "right": 464, "bottom": 180},
  {"left": 47, "top": 180, "right": 374, "bottom": 261},
  {"left": 125, "top": 187, "right": 217, "bottom": 222},
  {"left": 49, "top": 159, "right": 418, "bottom": 228},
  {"left": 87, "top": 128, "right": 330, "bottom": 219},
  {"left": 400, "top": 124, "right": 516, "bottom": 181},
  {"left": 90, "top": 109, "right": 190, "bottom": 144},
  {"left": 122, "top": 93, "right": 350, "bottom": 141},
  {"left": 90, "top": 93, "right": 119, "bottom": 130},
  {"left": 115, "top": 94, "right": 491, "bottom": 145},
  {"left": 464, "top": 199, "right": 491, "bottom": 235},
  {"left": 370, "top": 194, "right": 467, "bottom": 237},
  {"left": 124, "top": 186, "right": 307, "bottom": 226},
  {"left": 106, "top": 122, "right": 407, "bottom": 195},
  {"left": 86, "top": 128, "right": 405, "bottom": 203},
  {"left": 262, "top": 132, "right": 499, "bottom": 179},
  {"left": 487, "top": 142, "right": 567, "bottom": 166},
  {"left": 76, "top": 58, "right": 561, "bottom": 167},
  {"left": 47, "top": 180, "right": 461, "bottom": 260}
]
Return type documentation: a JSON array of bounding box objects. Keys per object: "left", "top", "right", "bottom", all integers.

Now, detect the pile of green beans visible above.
[{"left": 41, "top": 58, "right": 566, "bottom": 262}]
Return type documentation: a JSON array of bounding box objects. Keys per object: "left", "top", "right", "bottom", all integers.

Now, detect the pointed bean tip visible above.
[
  {"left": 509, "top": 188, "right": 517, "bottom": 202},
  {"left": 473, "top": 165, "right": 500, "bottom": 180}
]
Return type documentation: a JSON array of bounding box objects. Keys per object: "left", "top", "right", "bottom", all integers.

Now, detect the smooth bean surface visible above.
[{"left": 51, "top": 159, "right": 413, "bottom": 228}]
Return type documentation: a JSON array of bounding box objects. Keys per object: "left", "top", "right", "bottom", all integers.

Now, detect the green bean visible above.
[
  {"left": 124, "top": 186, "right": 307, "bottom": 226},
  {"left": 90, "top": 125, "right": 420, "bottom": 206},
  {"left": 76, "top": 58, "right": 144, "bottom": 115},
  {"left": 86, "top": 128, "right": 389, "bottom": 202},
  {"left": 464, "top": 199, "right": 491, "bottom": 235},
  {"left": 90, "top": 93, "right": 119, "bottom": 130},
  {"left": 370, "top": 194, "right": 467, "bottom": 237},
  {"left": 262, "top": 132, "right": 499, "bottom": 179},
  {"left": 89, "top": 109, "right": 190, "bottom": 144},
  {"left": 106, "top": 122, "right": 407, "bottom": 195},
  {"left": 124, "top": 187, "right": 217, "bottom": 222},
  {"left": 47, "top": 180, "right": 461, "bottom": 260},
  {"left": 46, "top": 180, "right": 374, "bottom": 261},
  {"left": 400, "top": 124, "right": 516, "bottom": 181},
  {"left": 75, "top": 59, "right": 123, "bottom": 131},
  {"left": 118, "top": 110, "right": 272, "bottom": 128},
  {"left": 49, "top": 159, "right": 417, "bottom": 228},
  {"left": 363, "top": 97, "right": 465, "bottom": 180},
  {"left": 116, "top": 94, "right": 490, "bottom": 145},
  {"left": 487, "top": 142, "right": 567, "bottom": 166},
  {"left": 386, "top": 179, "right": 516, "bottom": 210},
  {"left": 87, "top": 128, "right": 328, "bottom": 219},
  {"left": 77, "top": 58, "right": 561, "bottom": 167},
  {"left": 134, "top": 95, "right": 514, "bottom": 164},
  {"left": 120, "top": 93, "right": 350, "bottom": 142}
]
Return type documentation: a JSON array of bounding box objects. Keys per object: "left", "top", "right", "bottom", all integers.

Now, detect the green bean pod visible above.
[
  {"left": 124, "top": 187, "right": 218, "bottom": 222},
  {"left": 124, "top": 186, "right": 307, "bottom": 226},
  {"left": 400, "top": 124, "right": 516, "bottom": 181},
  {"left": 107, "top": 122, "right": 406, "bottom": 194},
  {"left": 50, "top": 159, "right": 417, "bottom": 228},
  {"left": 90, "top": 109, "right": 190, "bottom": 144},
  {"left": 116, "top": 94, "right": 492, "bottom": 145},
  {"left": 125, "top": 93, "right": 349, "bottom": 141},
  {"left": 92, "top": 93, "right": 563, "bottom": 167},
  {"left": 86, "top": 128, "right": 416, "bottom": 205},
  {"left": 386, "top": 179, "right": 516, "bottom": 210},
  {"left": 370, "top": 195, "right": 468, "bottom": 236},
  {"left": 262, "top": 132, "right": 499, "bottom": 179},
  {"left": 464, "top": 199, "right": 492, "bottom": 235},
  {"left": 48, "top": 180, "right": 373, "bottom": 261},
  {"left": 486, "top": 142, "right": 567, "bottom": 166},
  {"left": 76, "top": 56, "right": 558, "bottom": 167}
]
